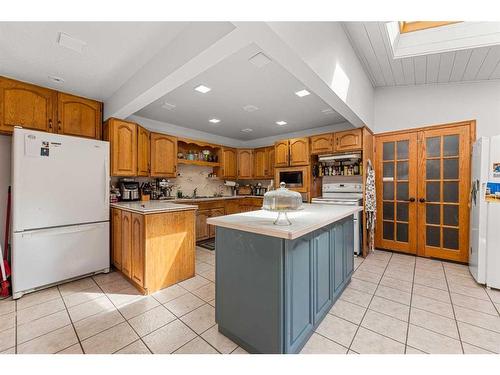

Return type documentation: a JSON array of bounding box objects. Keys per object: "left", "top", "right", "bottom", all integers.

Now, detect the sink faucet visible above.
[{"left": 192, "top": 188, "right": 198, "bottom": 198}]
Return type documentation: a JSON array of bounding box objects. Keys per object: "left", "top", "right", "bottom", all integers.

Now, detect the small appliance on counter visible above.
[
  {"left": 254, "top": 183, "right": 267, "bottom": 196},
  {"left": 119, "top": 178, "right": 140, "bottom": 201},
  {"left": 224, "top": 180, "right": 238, "bottom": 196},
  {"left": 237, "top": 185, "right": 253, "bottom": 196}
]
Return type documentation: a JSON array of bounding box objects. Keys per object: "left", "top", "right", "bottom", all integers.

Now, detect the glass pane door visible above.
[
  {"left": 375, "top": 133, "right": 418, "bottom": 254},
  {"left": 417, "top": 125, "right": 470, "bottom": 262}
]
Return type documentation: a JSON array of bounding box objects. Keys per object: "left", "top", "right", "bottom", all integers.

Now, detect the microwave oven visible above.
[{"left": 275, "top": 166, "right": 309, "bottom": 193}]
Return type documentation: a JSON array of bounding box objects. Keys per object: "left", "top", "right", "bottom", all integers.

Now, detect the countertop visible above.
[
  {"left": 110, "top": 201, "right": 198, "bottom": 214},
  {"left": 207, "top": 203, "right": 363, "bottom": 240}
]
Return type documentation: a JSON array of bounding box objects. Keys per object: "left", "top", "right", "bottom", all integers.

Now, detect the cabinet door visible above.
[
  {"left": 343, "top": 218, "right": 354, "bottom": 278},
  {"left": 274, "top": 140, "right": 289, "bottom": 167},
  {"left": 137, "top": 126, "right": 150, "bottom": 176},
  {"left": 225, "top": 199, "right": 242, "bottom": 215},
  {"left": 221, "top": 147, "right": 237, "bottom": 179},
  {"left": 111, "top": 208, "right": 122, "bottom": 270},
  {"left": 332, "top": 223, "right": 344, "bottom": 293},
  {"left": 237, "top": 149, "right": 254, "bottom": 179},
  {"left": 208, "top": 208, "right": 225, "bottom": 238},
  {"left": 333, "top": 129, "right": 362, "bottom": 152},
  {"left": 131, "top": 213, "right": 145, "bottom": 286},
  {"left": 310, "top": 133, "right": 333, "bottom": 154},
  {"left": 150, "top": 132, "right": 177, "bottom": 177},
  {"left": 313, "top": 228, "right": 333, "bottom": 324},
  {"left": 196, "top": 210, "right": 210, "bottom": 241},
  {"left": 121, "top": 211, "right": 132, "bottom": 277},
  {"left": 0, "top": 77, "right": 56, "bottom": 133},
  {"left": 266, "top": 146, "right": 275, "bottom": 178},
  {"left": 106, "top": 119, "right": 137, "bottom": 176},
  {"left": 57, "top": 92, "right": 102, "bottom": 139},
  {"left": 253, "top": 147, "right": 267, "bottom": 179},
  {"left": 289, "top": 138, "right": 310, "bottom": 166}
]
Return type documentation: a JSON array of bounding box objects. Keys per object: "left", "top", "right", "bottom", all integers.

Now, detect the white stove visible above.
[{"left": 312, "top": 182, "right": 363, "bottom": 255}]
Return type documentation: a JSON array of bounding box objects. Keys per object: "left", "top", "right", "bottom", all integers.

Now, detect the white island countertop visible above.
[
  {"left": 111, "top": 201, "right": 197, "bottom": 214},
  {"left": 207, "top": 203, "right": 363, "bottom": 240}
]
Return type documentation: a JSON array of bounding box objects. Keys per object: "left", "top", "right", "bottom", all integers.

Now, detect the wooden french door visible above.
[
  {"left": 417, "top": 125, "right": 470, "bottom": 262},
  {"left": 375, "top": 133, "right": 418, "bottom": 254},
  {"left": 375, "top": 122, "right": 472, "bottom": 262}
]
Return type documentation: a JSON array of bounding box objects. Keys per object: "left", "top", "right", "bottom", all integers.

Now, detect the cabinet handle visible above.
[
  {"left": 58, "top": 120, "right": 62, "bottom": 132},
  {"left": 48, "top": 119, "right": 52, "bottom": 130},
  {"left": 419, "top": 198, "right": 426, "bottom": 203}
]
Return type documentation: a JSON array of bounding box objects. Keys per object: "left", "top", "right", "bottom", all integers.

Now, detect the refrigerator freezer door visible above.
[
  {"left": 469, "top": 137, "right": 489, "bottom": 284},
  {"left": 12, "top": 222, "right": 109, "bottom": 298},
  {"left": 12, "top": 128, "right": 110, "bottom": 231}
]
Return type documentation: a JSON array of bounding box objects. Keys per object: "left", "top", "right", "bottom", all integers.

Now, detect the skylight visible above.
[{"left": 399, "top": 21, "right": 461, "bottom": 34}]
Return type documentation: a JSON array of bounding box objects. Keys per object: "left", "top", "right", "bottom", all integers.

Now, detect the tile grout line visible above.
[
  {"left": 56, "top": 285, "right": 85, "bottom": 354},
  {"left": 346, "top": 251, "right": 394, "bottom": 353},
  {"left": 91, "top": 276, "right": 154, "bottom": 354},
  {"left": 403, "top": 255, "right": 417, "bottom": 354},
  {"left": 441, "top": 263, "right": 465, "bottom": 354},
  {"left": 484, "top": 288, "right": 500, "bottom": 317}
]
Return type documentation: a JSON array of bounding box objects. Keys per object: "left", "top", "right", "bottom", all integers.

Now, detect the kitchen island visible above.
[
  {"left": 110, "top": 201, "right": 197, "bottom": 294},
  {"left": 207, "top": 204, "right": 363, "bottom": 354}
]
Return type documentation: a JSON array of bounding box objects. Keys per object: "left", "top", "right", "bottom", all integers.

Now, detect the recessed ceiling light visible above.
[
  {"left": 209, "top": 118, "right": 220, "bottom": 124},
  {"left": 241, "top": 128, "right": 253, "bottom": 133},
  {"left": 57, "top": 32, "right": 86, "bottom": 54},
  {"left": 48, "top": 75, "right": 64, "bottom": 83},
  {"left": 295, "top": 89, "right": 310, "bottom": 97},
  {"left": 243, "top": 105, "right": 259, "bottom": 112},
  {"left": 276, "top": 121, "right": 287, "bottom": 126},
  {"left": 321, "top": 108, "right": 334, "bottom": 114},
  {"left": 248, "top": 52, "right": 272, "bottom": 68},
  {"left": 161, "top": 102, "right": 176, "bottom": 110},
  {"left": 194, "top": 85, "right": 211, "bottom": 94}
]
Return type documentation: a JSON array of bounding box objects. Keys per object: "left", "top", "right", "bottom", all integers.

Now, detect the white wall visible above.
[
  {"left": 267, "top": 22, "right": 375, "bottom": 128},
  {"left": 0, "top": 135, "right": 11, "bottom": 250},
  {"left": 374, "top": 80, "right": 500, "bottom": 137}
]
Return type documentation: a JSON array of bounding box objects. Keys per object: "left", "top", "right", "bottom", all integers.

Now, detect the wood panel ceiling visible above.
[{"left": 343, "top": 22, "right": 500, "bottom": 87}]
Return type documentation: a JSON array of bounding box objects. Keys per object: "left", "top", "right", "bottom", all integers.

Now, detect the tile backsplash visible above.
[{"left": 111, "top": 164, "right": 231, "bottom": 197}]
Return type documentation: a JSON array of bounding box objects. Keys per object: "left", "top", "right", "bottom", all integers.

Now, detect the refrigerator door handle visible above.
[
  {"left": 104, "top": 159, "right": 109, "bottom": 207},
  {"left": 21, "top": 224, "right": 99, "bottom": 237}
]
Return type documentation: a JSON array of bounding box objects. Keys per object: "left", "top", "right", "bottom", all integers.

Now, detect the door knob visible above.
[{"left": 419, "top": 198, "right": 426, "bottom": 203}]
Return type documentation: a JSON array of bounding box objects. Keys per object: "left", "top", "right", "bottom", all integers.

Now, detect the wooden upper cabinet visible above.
[
  {"left": 266, "top": 146, "right": 275, "bottom": 178},
  {"left": 150, "top": 132, "right": 177, "bottom": 177},
  {"left": 104, "top": 118, "right": 137, "bottom": 177},
  {"left": 289, "top": 137, "right": 310, "bottom": 166},
  {"left": 0, "top": 76, "right": 56, "bottom": 133},
  {"left": 237, "top": 149, "right": 254, "bottom": 179},
  {"left": 310, "top": 133, "right": 333, "bottom": 154},
  {"left": 137, "top": 126, "right": 150, "bottom": 177},
  {"left": 56, "top": 92, "right": 102, "bottom": 139},
  {"left": 333, "top": 129, "right": 363, "bottom": 152},
  {"left": 274, "top": 140, "right": 289, "bottom": 167},
  {"left": 220, "top": 147, "right": 237, "bottom": 179},
  {"left": 131, "top": 213, "right": 145, "bottom": 287},
  {"left": 253, "top": 147, "right": 268, "bottom": 179}
]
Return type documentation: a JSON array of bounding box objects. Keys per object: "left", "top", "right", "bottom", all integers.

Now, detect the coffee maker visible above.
[{"left": 119, "top": 179, "right": 140, "bottom": 201}]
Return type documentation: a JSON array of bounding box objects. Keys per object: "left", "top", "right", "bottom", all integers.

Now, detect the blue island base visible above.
[{"left": 215, "top": 215, "right": 354, "bottom": 354}]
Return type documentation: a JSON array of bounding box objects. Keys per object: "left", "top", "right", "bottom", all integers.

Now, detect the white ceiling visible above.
[
  {"left": 0, "top": 22, "right": 187, "bottom": 100},
  {"left": 135, "top": 43, "right": 346, "bottom": 140},
  {"left": 343, "top": 22, "right": 500, "bottom": 87}
]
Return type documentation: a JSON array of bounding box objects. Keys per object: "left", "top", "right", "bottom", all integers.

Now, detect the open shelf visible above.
[{"left": 177, "top": 159, "right": 221, "bottom": 167}]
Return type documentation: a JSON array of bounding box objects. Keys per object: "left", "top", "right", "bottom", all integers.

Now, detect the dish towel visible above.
[{"left": 365, "top": 160, "right": 376, "bottom": 253}]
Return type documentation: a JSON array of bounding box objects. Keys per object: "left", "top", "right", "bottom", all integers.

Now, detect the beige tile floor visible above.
[{"left": 1, "top": 247, "right": 499, "bottom": 354}]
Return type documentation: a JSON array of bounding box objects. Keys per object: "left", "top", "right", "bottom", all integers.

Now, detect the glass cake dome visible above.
[{"left": 262, "top": 182, "right": 303, "bottom": 225}]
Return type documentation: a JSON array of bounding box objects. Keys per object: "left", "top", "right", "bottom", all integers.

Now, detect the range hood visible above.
[{"left": 318, "top": 153, "right": 361, "bottom": 162}]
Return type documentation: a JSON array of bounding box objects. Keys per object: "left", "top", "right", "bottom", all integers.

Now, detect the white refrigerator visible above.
[
  {"left": 11, "top": 127, "right": 110, "bottom": 299},
  {"left": 469, "top": 135, "right": 500, "bottom": 289}
]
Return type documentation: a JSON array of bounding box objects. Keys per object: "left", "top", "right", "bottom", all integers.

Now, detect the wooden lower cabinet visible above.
[
  {"left": 208, "top": 208, "right": 225, "bottom": 238},
  {"left": 196, "top": 209, "right": 210, "bottom": 241},
  {"left": 111, "top": 207, "right": 195, "bottom": 294}
]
